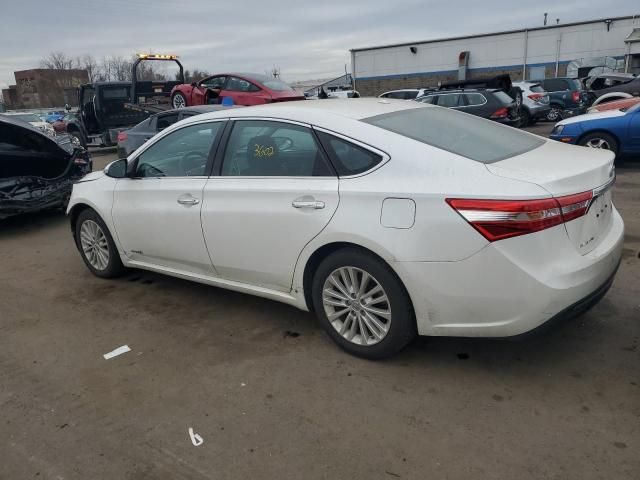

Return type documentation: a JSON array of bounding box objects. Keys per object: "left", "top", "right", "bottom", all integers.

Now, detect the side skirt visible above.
[{"left": 123, "top": 259, "right": 309, "bottom": 311}]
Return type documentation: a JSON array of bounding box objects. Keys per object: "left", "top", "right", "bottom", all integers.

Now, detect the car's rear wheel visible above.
[
  {"left": 545, "top": 106, "right": 562, "bottom": 122},
  {"left": 311, "top": 248, "right": 416, "bottom": 359},
  {"left": 75, "top": 209, "right": 124, "bottom": 278},
  {"left": 518, "top": 109, "right": 531, "bottom": 128},
  {"left": 172, "top": 92, "right": 187, "bottom": 109},
  {"left": 578, "top": 132, "right": 619, "bottom": 157}
]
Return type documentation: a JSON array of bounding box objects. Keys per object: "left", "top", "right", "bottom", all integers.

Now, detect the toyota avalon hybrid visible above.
[{"left": 67, "top": 99, "right": 623, "bottom": 359}]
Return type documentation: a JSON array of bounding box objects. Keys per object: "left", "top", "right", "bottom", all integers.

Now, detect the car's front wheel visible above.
[
  {"left": 578, "top": 132, "right": 619, "bottom": 157},
  {"left": 171, "top": 92, "right": 187, "bottom": 109},
  {"left": 311, "top": 248, "right": 416, "bottom": 359},
  {"left": 75, "top": 209, "right": 125, "bottom": 278}
]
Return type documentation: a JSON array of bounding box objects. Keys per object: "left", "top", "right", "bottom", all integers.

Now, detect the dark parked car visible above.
[
  {"left": 538, "top": 77, "right": 588, "bottom": 121},
  {"left": 585, "top": 73, "right": 640, "bottom": 103},
  {"left": 0, "top": 116, "right": 91, "bottom": 220},
  {"left": 116, "top": 105, "right": 237, "bottom": 157},
  {"left": 415, "top": 88, "right": 520, "bottom": 126}
]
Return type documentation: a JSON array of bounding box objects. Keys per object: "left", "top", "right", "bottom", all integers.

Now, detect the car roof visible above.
[{"left": 180, "top": 98, "right": 428, "bottom": 124}]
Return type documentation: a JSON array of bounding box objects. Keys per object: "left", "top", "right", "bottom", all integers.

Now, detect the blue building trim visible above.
[{"left": 355, "top": 60, "right": 573, "bottom": 82}]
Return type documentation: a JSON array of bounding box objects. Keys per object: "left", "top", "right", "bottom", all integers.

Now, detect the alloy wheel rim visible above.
[
  {"left": 173, "top": 94, "right": 186, "bottom": 108},
  {"left": 547, "top": 108, "right": 560, "bottom": 121},
  {"left": 322, "top": 267, "right": 391, "bottom": 346},
  {"left": 80, "top": 220, "right": 110, "bottom": 270},
  {"left": 585, "top": 138, "right": 610, "bottom": 150}
]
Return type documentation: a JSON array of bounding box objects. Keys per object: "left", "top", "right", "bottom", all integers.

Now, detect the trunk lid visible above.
[{"left": 486, "top": 139, "right": 616, "bottom": 254}]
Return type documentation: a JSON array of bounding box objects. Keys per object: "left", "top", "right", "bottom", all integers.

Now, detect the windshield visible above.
[
  {"left": 529, "top": 85, "right": 545, "bottom": 93},
  {"left": 9, "top": 113, "right": 41, "bottom": 123},
  {"left": 364, "top": 106, "right": 544, "bottom": 163}
]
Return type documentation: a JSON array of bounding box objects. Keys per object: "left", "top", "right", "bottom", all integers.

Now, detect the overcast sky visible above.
[{"left": 0, "top": 0, "right": 636, "bottom": 89}]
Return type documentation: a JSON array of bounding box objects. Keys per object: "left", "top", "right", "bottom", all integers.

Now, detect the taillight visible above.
[
  {"left": 490, "top": 107, "right": 508, "bottom": 119},
  {"left": 572, "top": 91, "right": 580, "bottom": 102},
  {"left": 528, "top": 93, "right": 543, "bottom": 102},
  {"left": 556, "top": 191, "right": 592, "bottom": 222},
  {"left": 446, "top": 190, "right": 595, "bottom": 242},
  {"left": 117, "top": 131, "right": 128, "bottom": 142},
  {"left": 74, "top": 157, "right": 89, "bottom": 166}
]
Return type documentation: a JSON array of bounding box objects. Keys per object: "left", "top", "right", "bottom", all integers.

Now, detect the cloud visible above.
[{"left": 1, "top": 0, "right": 636, "bottom": 90}]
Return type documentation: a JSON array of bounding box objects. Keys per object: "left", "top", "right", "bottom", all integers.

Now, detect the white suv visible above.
[{"left": 512, "top": 81, "right": 551, "bottom": 126}]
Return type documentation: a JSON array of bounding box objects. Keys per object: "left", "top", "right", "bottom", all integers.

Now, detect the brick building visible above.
[
  {"left": 350, "top": 15, "right": 640, "bottom": 96},
  {"left": 1, "top": 68, "right": 89, "bottom": 109}
]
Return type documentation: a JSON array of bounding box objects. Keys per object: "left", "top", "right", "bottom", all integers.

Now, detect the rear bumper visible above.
[
  {"left": 562, "top": 105, "right": 587, "bottom": 117},
  {"left": 394, "top": 208, "right": 624, "bottom": 337},
  {"left": 527, "top": 104, "right": 550, "bottom": 118}
]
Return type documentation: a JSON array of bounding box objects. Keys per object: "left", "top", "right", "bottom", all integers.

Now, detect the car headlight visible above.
[{"left": 551, "top": 125, "right": 564, "bottom": 135}]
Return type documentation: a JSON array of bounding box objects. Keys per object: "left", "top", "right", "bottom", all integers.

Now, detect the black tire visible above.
[
  {"left": 529, "top": 117, "right": 538, "bottom": 126},
  {"left": 311, "top": 248, "right": 416, "bottom": 359},
  {"left": 171, "top": 92, "right": 187, "bottom": 109},
  {"left": 75, "top": 209, "right": 125, "bottom": 278},
  {"left": 67, "top": 128, "right": 86, "bottom": 148},
  {"left": 518, "top": 109, "right": 531, "bottom": 128},
  {"left": 578, "top": 132, "right": 619, "bottom": 158}
]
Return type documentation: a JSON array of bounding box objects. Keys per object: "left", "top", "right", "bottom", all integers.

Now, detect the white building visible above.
[{"left": 350, "top": 15, "right": 640, "bottom": 96}]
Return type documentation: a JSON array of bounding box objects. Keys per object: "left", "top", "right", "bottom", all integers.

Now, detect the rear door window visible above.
[
  {"left": 220, "top": 120, "right": 333, "bottom": 177},
  {"left": 436, "top": 94, "right": 463, "bottom": 107}
]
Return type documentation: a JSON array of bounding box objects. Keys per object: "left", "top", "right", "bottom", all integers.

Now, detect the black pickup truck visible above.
[{"left": 66, "top": 54, "right": 185, "bottom": 147}]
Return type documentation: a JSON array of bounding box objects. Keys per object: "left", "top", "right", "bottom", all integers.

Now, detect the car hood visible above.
[{"left": 558, "top": 108, "right": 626, "bottom": 126}]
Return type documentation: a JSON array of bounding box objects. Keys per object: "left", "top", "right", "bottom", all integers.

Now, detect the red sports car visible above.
[{"left": 170, "top": 73, "right": 305, "bottom": 108}]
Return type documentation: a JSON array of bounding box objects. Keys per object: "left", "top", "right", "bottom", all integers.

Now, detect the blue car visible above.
[
  {"left": 549, "top": 103, "right": 640, "bottom": 160},
  {"left": 43, "top": 111, "right": 65, "bottom": 123}
]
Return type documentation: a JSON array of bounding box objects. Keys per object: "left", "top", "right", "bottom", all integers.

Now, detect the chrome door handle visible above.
[
  {"left": 177, "top": 196, "right": 200, "bottom": 206},
  {"left": 292, "top": 200, "right": 325, "bottom": 209}
]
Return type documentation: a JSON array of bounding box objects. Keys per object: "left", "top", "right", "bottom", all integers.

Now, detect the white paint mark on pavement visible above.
[
  {"left": 103, "top": 345, "right": 131, "bottom": 360},
  {"left": 188, "top": 427, "right": 204, "bottom": 446}
]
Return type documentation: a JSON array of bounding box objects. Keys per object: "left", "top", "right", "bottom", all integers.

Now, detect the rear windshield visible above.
[
  {"left": 529, "top": 84, "right": 545, "bottom": 93},
  {"left": 261, "top": 79, "right": 293, "bottom": 92},
  {"left": 492, "top": 90, "right": 514, "bottom": 104},
  {"left": 364, "top": 106, "right": 544, "bottom": 163}
]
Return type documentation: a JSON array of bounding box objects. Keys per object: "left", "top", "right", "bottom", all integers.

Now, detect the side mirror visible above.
[
  {"left": 104, "top": 158, "right": 128, "bottom": 178},
  {"left": 191, "top": 82, "right": 197, "bottom": 87}
]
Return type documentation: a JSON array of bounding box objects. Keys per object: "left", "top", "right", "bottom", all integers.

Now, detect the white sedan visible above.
[{"left": 67, "top": 99, "right": 624, "bottom": 359}]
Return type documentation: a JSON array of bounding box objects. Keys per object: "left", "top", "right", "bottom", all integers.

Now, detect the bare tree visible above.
[
  {"left": 79, "top": 54, "right": 100, "bottom": 82},
  {"left": 40, "top": 51, "right": 78, "bottom": 70}
]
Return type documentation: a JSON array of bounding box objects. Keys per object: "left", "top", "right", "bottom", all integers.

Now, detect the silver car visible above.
[{"left": 513, "top": 81, "right": 551, "bottom": 126}]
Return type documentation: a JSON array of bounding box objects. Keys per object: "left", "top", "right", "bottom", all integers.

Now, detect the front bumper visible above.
[{"left": 393, "top": 208, "right": 624, "bottom": 337}]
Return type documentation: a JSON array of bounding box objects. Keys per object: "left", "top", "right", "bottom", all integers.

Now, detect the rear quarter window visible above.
[
  {"left": 364, "top": 106, "right": 544, "bottom": 164},
  {"left": 316, "top": 132, "right": 383, "bottom": 176}
]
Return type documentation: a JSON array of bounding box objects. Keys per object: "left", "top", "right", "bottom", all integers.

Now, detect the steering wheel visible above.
[{"left": 179, "top": 151, "right": 207, "bottom": 176}]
